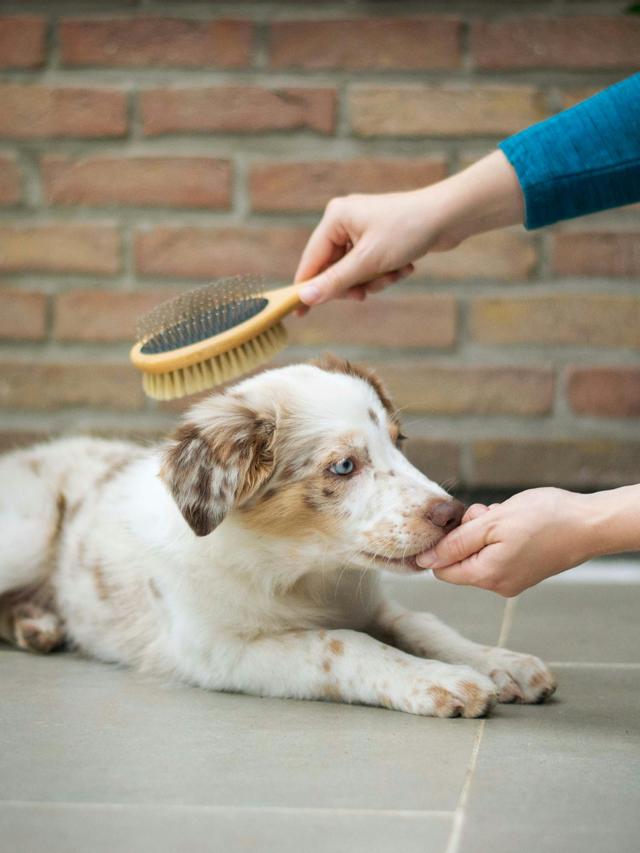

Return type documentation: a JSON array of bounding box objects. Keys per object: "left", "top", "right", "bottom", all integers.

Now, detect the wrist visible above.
[
  {"left": 580, "top": 485, "right": 640, "bottom": 559},
  {"left": 429, "top": 150, "right": 525, "bottom": 247}
]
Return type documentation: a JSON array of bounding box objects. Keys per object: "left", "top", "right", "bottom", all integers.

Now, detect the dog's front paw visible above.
[
  {"left": 400, "top": 665, "right": 497, "bottom": 718},
  {"left": 482, "top": 648, "right": 556, "bottom": 704}
]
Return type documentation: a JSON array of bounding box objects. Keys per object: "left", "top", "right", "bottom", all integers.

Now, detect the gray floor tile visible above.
[
  {"left": 507, "top": 582, "right": 640, "bottom": 663},
  {"left": 383, "top": 575, "right": 507, "bottom": 646},
  {"left": 0, "top": 803, "right": 453, "bottom": 853},
  {"left": 0, "top": 647, "right": 478, "bottom": 811},
  {"left": 458, "top": 666, "right": 640, "bottom": 853}
]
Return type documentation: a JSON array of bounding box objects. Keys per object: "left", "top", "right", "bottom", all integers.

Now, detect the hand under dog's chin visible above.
[{"left": 352, "top": 537, "right": 443, "bottom": 574}]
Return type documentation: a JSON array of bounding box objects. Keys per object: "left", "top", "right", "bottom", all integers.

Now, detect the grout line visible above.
[
  {"left": 444, "top": 720, "right": 485, "bottom": 853},
  {"left": 0, "top": 800, "right": 455, "bottom": 819},
  {"left": 497, "top": 596, "right": 516, "bottom": 648},
  {"left": 444, "top": 583, "right": 516, "bottom": 853}
]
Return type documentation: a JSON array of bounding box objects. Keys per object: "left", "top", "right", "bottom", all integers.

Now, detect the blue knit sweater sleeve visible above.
[{"left": 498, "top": 73, "right": 640, "bottom": 230}]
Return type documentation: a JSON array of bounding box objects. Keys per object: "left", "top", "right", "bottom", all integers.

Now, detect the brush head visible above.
[
  {"left": 136, "top": 276, "right": 266, "bottom": 355},
  {"left": 131, "top": 276, "right": 299, "bottom": 401}
]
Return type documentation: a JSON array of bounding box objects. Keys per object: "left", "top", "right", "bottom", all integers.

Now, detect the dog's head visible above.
[{"left": 161, "top": 356, "right": 463, "bottom": 573}]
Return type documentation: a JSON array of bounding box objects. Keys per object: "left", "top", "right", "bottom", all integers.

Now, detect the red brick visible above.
[
  {"left": 60, "top": 17, "right": 252, "bottom": 68},
  {"left": 417, "top": 230, "right": 536, "bottom": 281},
  {"left": 559, "top": 85, "right": 603, "bottom": 110},
  {"left": 0, "top": 15, "right": 46, "bottom": 69},
  {"left": 42, "top": 156, "right": 232, "bottom": 209},
  {"left": 404, "top": 439, "right": 461, "bottom": 485},
  {"left": 0, "top": 224, "right": 119, "bottom": 275},
  {"left": 350, "top": 85, "right": 546, "bottom": 137},
  {"left": 0, "top": 155, "right": 21, "bottom": 205},
  {"left": 135, "top": 226, "right": 310, "bottom": 280},
  {"left": 472, "top": 17, "right": 640, "bottom": 70},
  {"left": 472, "top": 439, "right": 640, "bottom": 488},
  {"left": 286, "top": 294, "right": 456, "bottom": 349},
  {"left": 567, "top": 367, "right": 640, "bottom": 418},
  {"left": 470, "top": 295, "right": 640, "bottom": 348},
  {"left": 374, "top": 364, "right": 554, "bottom": 415},
  {"left": 53, "top": 289, "right": 182, "bottom": 342},
  {"left": 552, "top": 231, "right": 640, "bottom": 278},
  {"left": 269, "top": 17, "right": 461, "bottom": 70},
  {"left": 141, "top": 86, "right": 336, "bottom": 136},
  {"left": 0, "top": 290, "right": 47, "bottom": 340},
  {"left": 0, "top": 361, "right": 143, "bottom": 411},
  {"left": 249, "top": 157, "right": 446, "bottom": 213},
  {"left": 0, "top": 84, "right": 126, "bottom": 139}
]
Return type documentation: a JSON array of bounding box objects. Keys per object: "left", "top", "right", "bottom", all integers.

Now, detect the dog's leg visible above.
[
  {"left": 191, "top": 629, "right": 497, "bottom": 718},
  {"left": 372, "top": 600, "right": 556, "bottom": 704},
  {"left": 0, "top": 599, "right": 65, "bottom": 654}
]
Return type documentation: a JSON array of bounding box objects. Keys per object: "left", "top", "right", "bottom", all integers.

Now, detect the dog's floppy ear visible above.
[{"left": 160, "top": 394, "right": 276, "bottom": 537}]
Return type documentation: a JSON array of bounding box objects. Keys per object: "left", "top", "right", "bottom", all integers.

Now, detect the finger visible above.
[
  {"left": 294, "top": 204, "right": 351, "bottom": 285},
  {"left": 363, "top": 263, "right": 415, "bottom": 294},
  {"left": 298, "top": 246, "right": 376, "bottom": 306},
  {"left": 461, "top": 503, "right": 490, "bottom": 524},
  {"left": 416, "top": 515, "right": 489, "bottom": 569},
  {"left": 432, "top": 552, "right": 487, "bottom": 587}
]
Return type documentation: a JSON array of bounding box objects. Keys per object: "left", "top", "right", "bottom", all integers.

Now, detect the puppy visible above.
[{"left": 0, "top": 356, "right": 555, "bottom": 717}]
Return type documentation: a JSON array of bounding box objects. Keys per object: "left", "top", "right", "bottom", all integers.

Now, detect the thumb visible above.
[
  {"left": 416, "top": 516, "right": 489, "bottom": 569},
  {"left": 298, "top": 248, "right": 374, "bottom": 306}
]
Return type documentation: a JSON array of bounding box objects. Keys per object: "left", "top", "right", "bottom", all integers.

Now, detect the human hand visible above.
[
  {"left": 294, "top": 150, "right": 524, "bottom": 312},
  {"left": 293, "top": 187, "right": 454, "bottom": 314},
  {"left": 416, "top": 488, "right": 597, "bottom": 597}
]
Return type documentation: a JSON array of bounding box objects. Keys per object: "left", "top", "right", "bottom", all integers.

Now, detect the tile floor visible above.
[{"left": 1, "top": 559, "right": 638, "bottom": 852}]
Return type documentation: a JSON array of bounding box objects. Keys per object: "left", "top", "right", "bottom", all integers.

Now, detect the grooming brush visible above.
[{"left": 130, "top": 276, "right": 301, "bottom": 401}]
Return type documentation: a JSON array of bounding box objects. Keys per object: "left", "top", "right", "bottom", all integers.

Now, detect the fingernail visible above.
[
  {"left": 299, "top": 284, "right": 320, "bottom": 304},
  {"left": 416, "top": 549, "right": 439, "bottom": 569}
]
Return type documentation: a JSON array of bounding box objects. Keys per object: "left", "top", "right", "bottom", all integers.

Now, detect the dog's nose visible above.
[{"left": 426, "top": 499, "right": 465, "bottom": 532}]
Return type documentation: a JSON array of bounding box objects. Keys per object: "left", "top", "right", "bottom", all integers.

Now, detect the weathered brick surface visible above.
[
  {"left": 350, "top": 85, "right": 547, "bottom": 137},
  {"left": 287, "top": 294, "right": 457, "bottom": 349},
  {"left": 567, "top": 367, "right": 640, "bottom": 418},
  {"left": 472, "top": 440, "right": 640, "bottom": 488},
  {"left": 135, "top": 225, "right": 310, "bottom": 280},
  {"left": 375, "top": 364, "right": 554, "bottom": 415},
  {"left": 0, "top": 362, "right": 143, "bottom": 411},
  {"left": 60, "top": 17, "right": 252, "bottom": 67},
  {"left": 42, "top": 156, "right": 232, "bottom": 209},
  {"left": 250, "top": 157, "right": 446, "bottom": 212},
  {"left": 0, "top": 155, "right": 21, "bottom": 205},
  {"left": 53, "top": 289, "right": 182, "bottom": 342},
  {"left": 0, "top": 84, "right": 127, "bottom": 139},
  {"left": 0, "top": 3, "right": 636, "bottom": 493},
  {"left": 552, "top": 231, "right": 640, "bottom": 278},
  {"left": 404, "top": 439, "right": 461, "bottom": 485},
  {"left": 470, "top": 295, "right": 640, "bottom": 348},
  {"left": 269, "top": 18, "right": 461, "bottom": 70},
  {"left": 472, "top": 17, "right": 640, "bottom": 70},
  {"left": 417, "top": 230, "right": 536, "bottom": 281},
  {"left": 0, "top": 16, "right": 46, "bottom": 69},
  {"left": 141, "top": 87, "right": 336, "bottom": 136},
  {"left": 0, "top": 290, "right": 47, "bottom": 340},
  {"left": 0, "top": 224, "right": 119, "bottom": 275}
]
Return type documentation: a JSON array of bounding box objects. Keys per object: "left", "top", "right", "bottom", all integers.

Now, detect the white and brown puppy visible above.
[{"left": 0, "top": 357, "right": 555, "bottom": 717}]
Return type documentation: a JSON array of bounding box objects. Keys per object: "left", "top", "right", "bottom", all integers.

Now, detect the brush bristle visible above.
[{"left": 141, "top": 322, "right": 288, "bottom": 401}]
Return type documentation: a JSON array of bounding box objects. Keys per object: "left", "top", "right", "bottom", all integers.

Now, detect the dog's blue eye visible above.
[{"left": 330, "top": 458, "right": 355, "bottom": 476}]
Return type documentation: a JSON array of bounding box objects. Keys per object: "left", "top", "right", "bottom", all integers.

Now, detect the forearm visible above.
[
  {"left": 499, "top": 73, "right": 640, "bottom": 228},
  {"left": 583, "top": 484, "right": 640, "bottom": 560}
]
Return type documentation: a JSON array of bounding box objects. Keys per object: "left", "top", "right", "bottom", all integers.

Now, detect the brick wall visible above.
[{"left": 1, "top": 0, "right": 639, "bottom": 497}]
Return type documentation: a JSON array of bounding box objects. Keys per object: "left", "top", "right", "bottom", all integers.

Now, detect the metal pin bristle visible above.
[{"left": 136, "top": 275, "right": 269, "bottom": 355}]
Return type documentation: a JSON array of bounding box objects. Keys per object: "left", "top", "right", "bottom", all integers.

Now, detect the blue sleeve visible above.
[{"left": 498, "top": 73, "right": 640, "bottom": 230}]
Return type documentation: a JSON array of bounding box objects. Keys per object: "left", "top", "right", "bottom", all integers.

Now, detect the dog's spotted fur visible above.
[{"left": 0, "top": 360, "right": 555, "bottom": 716}]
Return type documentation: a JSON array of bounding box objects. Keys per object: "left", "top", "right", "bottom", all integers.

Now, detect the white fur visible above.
[{"left": 0, "top": 362, "right": 555, "bottom": 717}]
